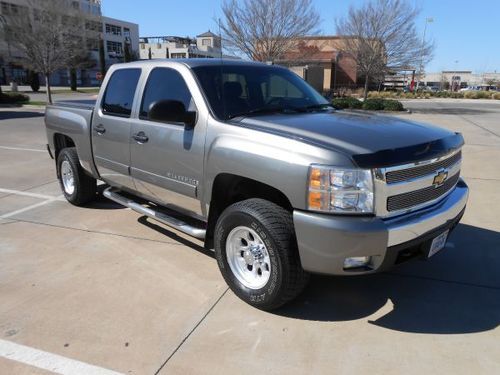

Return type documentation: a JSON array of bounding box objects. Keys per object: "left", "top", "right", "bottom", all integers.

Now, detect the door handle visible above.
[
  {"left": 94, "top": 124, "right": 106, "bottom": 135},
  {"left": 132, "top": 131, "right": 149, "bottom": 144}
]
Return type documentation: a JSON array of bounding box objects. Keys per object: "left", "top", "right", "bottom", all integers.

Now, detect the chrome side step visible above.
[{"left": 103, "top": 187, "right": 206, "bottom": 240}]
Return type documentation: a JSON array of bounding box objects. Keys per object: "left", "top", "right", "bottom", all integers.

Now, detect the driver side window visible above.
[{"left": 140, "top": 68, "right": 193, "bottom": 120}]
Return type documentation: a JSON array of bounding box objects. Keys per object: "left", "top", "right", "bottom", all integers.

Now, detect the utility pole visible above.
[{"left": 416, "top": 17, "right": 433, "bottom": 91}]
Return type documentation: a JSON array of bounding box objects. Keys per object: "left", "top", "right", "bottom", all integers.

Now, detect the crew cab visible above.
[{"left": 45, "top": 60, "right": 468, "bottom": 310}]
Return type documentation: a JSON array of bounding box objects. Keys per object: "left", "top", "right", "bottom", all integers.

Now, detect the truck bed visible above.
[{"left": 53, "top": 99, "right": 96, "bottom": 111}]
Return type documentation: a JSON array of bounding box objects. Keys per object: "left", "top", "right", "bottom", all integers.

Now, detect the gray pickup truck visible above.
[{"left": 45, "top": 59, "right": 468, "bottom": 310}]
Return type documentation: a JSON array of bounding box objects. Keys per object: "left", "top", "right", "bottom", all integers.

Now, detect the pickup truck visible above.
[{"left": 45, "top": 60, "right": 468, "bottom": 310}]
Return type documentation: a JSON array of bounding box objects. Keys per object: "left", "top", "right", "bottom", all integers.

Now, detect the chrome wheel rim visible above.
[
  {"left": 226, "top": 226, "right": 271, "bottom": 290},
  {"left": 61, "top": 160, "right": 75, "bottom": 195}
]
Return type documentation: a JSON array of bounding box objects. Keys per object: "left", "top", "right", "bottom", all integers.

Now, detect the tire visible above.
[
  {"left": 57, "top": 147, "right": 97, "bottom": 206},
  {"left": 214, "top": 198, "right": 309, "bottom": 310}
]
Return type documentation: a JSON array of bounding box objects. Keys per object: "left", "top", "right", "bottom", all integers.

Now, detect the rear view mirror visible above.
[{"left": 149, "top": 100, "right": 197, "bottom": 129}]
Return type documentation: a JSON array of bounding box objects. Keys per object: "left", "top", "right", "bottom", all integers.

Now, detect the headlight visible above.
[{"left": 307, "top": 165, "right": 374, "bottom": 213}]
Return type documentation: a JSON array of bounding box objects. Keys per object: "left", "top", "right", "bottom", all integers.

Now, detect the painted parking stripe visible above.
[
  {"left": 0, "top": 339, "right": 123, "bottom": 375},
  {"left": 0, "top": 188, "right": 64, "bottom": 201},
  {"left": 0, "top": 145, "right": 46, "bottom": 152},
  {"left": 0, "top": 196, "right": 62, "bottom": 219}
]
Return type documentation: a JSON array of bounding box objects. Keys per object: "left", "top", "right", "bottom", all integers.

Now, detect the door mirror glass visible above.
[{"left": 148, "top": 100, "right": 197, "bottom": 129}]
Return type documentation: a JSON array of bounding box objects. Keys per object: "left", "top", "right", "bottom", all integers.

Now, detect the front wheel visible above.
[
  {"left": 57, "top": 147, "right": 97, "bottom": 206},
  {"left": 214, "top": 198, "right": 309, "bottom": 310}
]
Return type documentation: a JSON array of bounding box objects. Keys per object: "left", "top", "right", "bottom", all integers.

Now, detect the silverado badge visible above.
[{"left": 433, "top": 169, "right": 448, "bottom": 187}]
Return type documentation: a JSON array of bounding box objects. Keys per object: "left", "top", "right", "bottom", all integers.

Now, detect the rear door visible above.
[
  {"left": 129, "top": 66, "right": 206, "bottom": 217},
  {"left": 92, "top": 68, "right": 141, "bottom": 190}
]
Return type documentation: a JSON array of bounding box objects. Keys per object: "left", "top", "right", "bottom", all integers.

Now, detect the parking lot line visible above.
[
  {"left": 0, "top": 188, "right": 64, "bottom": 201},
  {"left": 0, "top": 196, "right": 62, "bottom": 219},
  {"left": 0, "top": 145, "right": 46, "bottom": 153},
  {"left": 0, "top": 339, "right": 123, "bottom": 375}
]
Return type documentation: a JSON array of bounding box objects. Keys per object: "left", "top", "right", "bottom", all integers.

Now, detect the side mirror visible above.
[{"left": 148, "top": 100, "right": 197, "bottom": 129}]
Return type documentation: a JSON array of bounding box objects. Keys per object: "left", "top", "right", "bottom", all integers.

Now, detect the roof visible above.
[
  {"left": 113, "top": 58, "right": 271, "bottom": 69},
  {"left": 197, "top": 31, "right": 219, "bottom": 38}
]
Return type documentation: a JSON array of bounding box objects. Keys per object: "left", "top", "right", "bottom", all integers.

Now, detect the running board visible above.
[{"left": 103, "top": 187, "right": 206, "bottom": 240}]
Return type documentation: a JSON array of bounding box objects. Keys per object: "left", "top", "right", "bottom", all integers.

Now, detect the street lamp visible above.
[{"left": 416, "top": 17, "right": 433, "bottom": 91}]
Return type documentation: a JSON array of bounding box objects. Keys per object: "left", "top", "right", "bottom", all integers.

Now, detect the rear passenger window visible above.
[
  {"left": 140, "top": 68, "right": 193, "bottom": 119},
  {"left": 101, "top": 68, "right": 141, "bottom": 117}
]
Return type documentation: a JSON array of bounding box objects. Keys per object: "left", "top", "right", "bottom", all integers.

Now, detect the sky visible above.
[{"left": 102, "top": 0, "right": 500, "bottom": 73}]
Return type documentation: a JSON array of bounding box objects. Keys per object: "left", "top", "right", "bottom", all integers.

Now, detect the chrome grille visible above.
[
  {"left": 386, "top": 150, "right": 462, "bottom": 184},
  {"left": 374, "top": 149, "right": 462, "bottom": 217},
  {"left": 387, "top": 173, "right": 460, "bottom": 212}
]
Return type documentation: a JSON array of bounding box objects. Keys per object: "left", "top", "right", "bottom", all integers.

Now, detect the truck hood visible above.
[{"left": 233, "top": 110, "right": 463, "bottom": 168}]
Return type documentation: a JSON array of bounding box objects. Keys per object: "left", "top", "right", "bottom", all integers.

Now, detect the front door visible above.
[
  {"left": 92, "top": 68, "right": 141, "bottom": 190},
  {"left": 129, "top": 67, "right": 206, "bottom": 218}
]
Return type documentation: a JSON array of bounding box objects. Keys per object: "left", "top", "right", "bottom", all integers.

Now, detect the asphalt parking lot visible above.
[{"left": 0, "top": 98, "right": 499, "bottom": 374}]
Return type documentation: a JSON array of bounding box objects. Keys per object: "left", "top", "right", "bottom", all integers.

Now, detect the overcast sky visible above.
[{"left": 102, "top": 0, "right": 500, "bottom": 73}]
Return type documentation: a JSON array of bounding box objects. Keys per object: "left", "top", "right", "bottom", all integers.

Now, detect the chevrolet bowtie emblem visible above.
[{"left": 433, "top": 169, "right": 448, "bottom": 187}]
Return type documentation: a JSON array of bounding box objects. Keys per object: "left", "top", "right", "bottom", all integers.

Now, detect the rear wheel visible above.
[
  {"left": 57, "top": 147, "right": 97, "bottom": 206},
  {"left": 214, "top": 198, "right": 309, "bottom": 310}
]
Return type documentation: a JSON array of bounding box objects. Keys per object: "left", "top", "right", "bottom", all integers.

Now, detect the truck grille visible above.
[
  {"left": 386, "top": 150, "right": 461, "bottom": 184},
  {"left": 387, "top": 172, "right": 460, "bottom": 212},
  {"left": 375, "top": 149, "right": 462, "bottom": 217}
]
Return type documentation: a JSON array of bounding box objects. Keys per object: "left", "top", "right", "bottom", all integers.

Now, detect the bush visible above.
[
  {"left": 332, "top": 97, "right": 362, "bottom": 109},
  {"left": 464, "top": 90, "right": 492, "bottom": 99},
  {"left": 0, "top": 92, "right": 30, "bottom": 104},
  {"left": 28, "top": 71, "right": 40, "bottom": 92},
  {"left": 362, "top": 98, "right": 385, "bottom": 110},
  {"left": 493, "top": 92, "right": 500, "bottom": 100},
  {"left": 382, "top": 99, "right": 405, "bottom": 111}
]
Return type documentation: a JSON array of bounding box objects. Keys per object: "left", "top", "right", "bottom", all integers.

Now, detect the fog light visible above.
[{"left": 343, "top": 256, "right": 371, "bottom": 269}]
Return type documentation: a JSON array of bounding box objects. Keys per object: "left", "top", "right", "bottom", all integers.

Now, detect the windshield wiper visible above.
[
  {"left": 295, "top": 103, "right": 334, "bottom": 112},
  {"left": 227, "top": 106, "right": 300, "bottom": 119}
]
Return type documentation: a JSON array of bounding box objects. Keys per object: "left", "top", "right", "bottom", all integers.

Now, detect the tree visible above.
[
  {"left": 336, "top": 0, "right": 434, "bottom": 100},
  {"left": 0, "top": 0, "right": 100, "bottom": 103},
  {"left": 28, "top": 70, "right": 40, "bottom": 92},
  {"left": 219, "top": 0, "right": 320, "bottom": 62}
]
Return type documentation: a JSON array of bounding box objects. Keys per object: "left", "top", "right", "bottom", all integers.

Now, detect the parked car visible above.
[{"left": 45, "top": 60, "right": 468, "bottom": 310}]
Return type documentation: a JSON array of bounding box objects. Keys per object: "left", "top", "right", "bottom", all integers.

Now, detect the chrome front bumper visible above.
[{"left": 293, "top": 179, "right": 469, "bottom": 275}]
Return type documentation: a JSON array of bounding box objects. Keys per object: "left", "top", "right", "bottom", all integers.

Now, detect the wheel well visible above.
[
  {"left": 205, "top": 174, "right": 293, "bottom": 249},
  {"left": 53, "top": 133, "right": 75, "bottom": 160}
]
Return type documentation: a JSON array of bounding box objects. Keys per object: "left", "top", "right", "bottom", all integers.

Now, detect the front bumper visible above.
[{"left": 293, "top": 179, "right": 469, "bottom": 275}]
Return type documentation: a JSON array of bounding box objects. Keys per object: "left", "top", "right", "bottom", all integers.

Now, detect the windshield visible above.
[{"left": 192, "top": 64, "right": 330, "bottom": 120}]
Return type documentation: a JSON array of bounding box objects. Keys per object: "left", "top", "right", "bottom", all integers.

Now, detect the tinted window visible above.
[
  {"left": 140, "top": 68, "right": 193, "bottom": 119},
  {"left": 102, "top": 68, "right": 141, "bottom": 117},
  {"left": 192, "top": 65, "right": 328, "bottom": 120}
]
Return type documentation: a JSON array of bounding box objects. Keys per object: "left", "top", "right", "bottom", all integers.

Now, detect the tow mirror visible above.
[{"left": 148, "top": 100, "right": 197, "bottom": 129}]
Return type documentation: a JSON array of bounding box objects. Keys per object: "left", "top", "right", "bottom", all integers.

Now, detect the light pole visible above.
[{"left": 416, "top": 17, "right": 433, "bottom": 91}]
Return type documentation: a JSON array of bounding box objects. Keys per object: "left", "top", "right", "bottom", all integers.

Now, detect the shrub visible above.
[
  {"left": 0, "top": 92, "right": 30, "bottom": 104},
  {"left": 362, "top": 98, "right": 385, "bottom": 110},
  {"left": 28, "top": 71, "right": 40, "bottom": 92},
  {"left": 493, "top": 92, "right": 500, "bottom": 100},
  {"left": 382, "top": 99, "right": 405, "bottom": 111},
  {"left": 332, "top": 97, "right": 362, "bottom": 109}
]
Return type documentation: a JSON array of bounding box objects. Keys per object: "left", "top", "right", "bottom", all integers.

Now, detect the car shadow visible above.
[
  {"left": 276, "top": 223, "right": 500, "bottom": 335},
  {"left": 0, "top": 111, "right": 44, "bottom": 120}
]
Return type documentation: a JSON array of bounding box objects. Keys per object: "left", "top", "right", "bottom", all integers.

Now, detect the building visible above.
[
  {"left": 421, "top": 71, "right": 500, "bottom": 90},
  {"left": 0, "top": 0, "right": 139, "bottom": 86},
  {"left": 139, "top": 31, "right": 233, "bottom": 60},
  {"left": 275, "top": 36, "right": 360, "bottom": 94}
]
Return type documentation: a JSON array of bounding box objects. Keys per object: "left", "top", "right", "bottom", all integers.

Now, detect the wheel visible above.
[
  {"left": 57, "top": 147, "right": 97, "bottom": 206},
  {"left": 214, "top": 198, "right": 309, "bottom": 310}
]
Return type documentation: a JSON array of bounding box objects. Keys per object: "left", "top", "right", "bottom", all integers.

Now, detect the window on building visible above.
[
  {"left": 105, "top": 23, "right": 122, "bottom": 36},
  {"left": 202, "top": 38, "right": 211, "bottom": 46},
  {"left": 140, "top": 43, "right": 146, "bottom": 50},
  {"left": 140, "top": 68, "right": 193, "bottom": 120},
  {"left": 86, "top": 20, "right": 102, "bottom": 32},
  {"left": 124, "top": 27, "right": 130, "bottom": 37},
  {"left": 170, "top": 53, "right": 186, "bottom": 59},
  {"left": 1, "top": 2, "right": 26, "bottom": 15},
  {"left": 86, "top": 38, "right": 99, "bottom": 51},
  {"left": 102, "top": 68, "right": 141, "bottom": 117},
  {"left": 107, "top": 41, "right": 123, "bottom": 56}
]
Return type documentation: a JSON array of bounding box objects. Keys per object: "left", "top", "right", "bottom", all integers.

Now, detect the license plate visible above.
[{"left": 428, "top": 230, "right": 449, "bottom": 258}]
